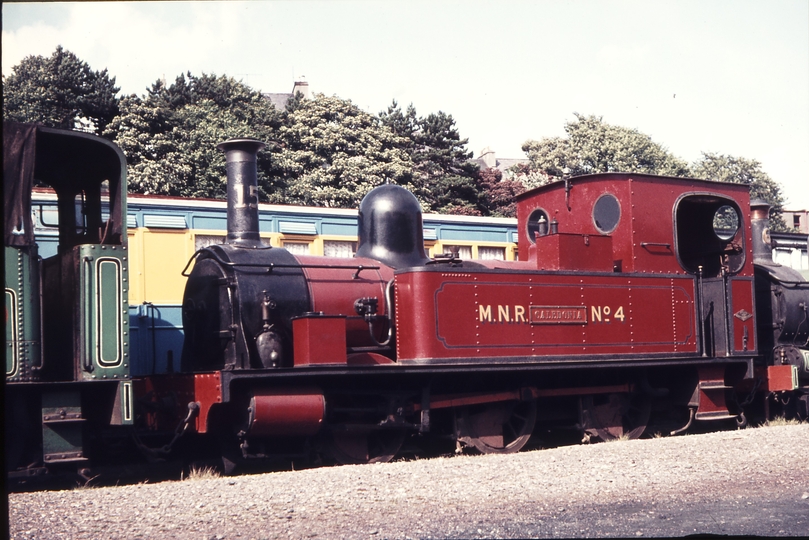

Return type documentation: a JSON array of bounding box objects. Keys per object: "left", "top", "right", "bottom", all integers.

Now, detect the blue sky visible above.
[{"left": 3, "top": 0, "right": 808, "bottom": 209}]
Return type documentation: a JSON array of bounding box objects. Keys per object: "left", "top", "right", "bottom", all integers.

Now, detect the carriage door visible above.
[{"left": 76, "top": 244, "right": 130, "bottom": 379}]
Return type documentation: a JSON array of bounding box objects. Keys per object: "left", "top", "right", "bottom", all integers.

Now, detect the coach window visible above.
[
  {"left": 675, "top": 195, "right": 745, "bottom": 277},
  {"left": 593, "top": 194, "right": 621, "bottom": 234},
  {"left": 194, "top": 234, "right": 225, "bottom": 251},
  {"left": 443, "top": 245, "right": 472, "bottom": 260},
  {"left": 283, "top": 241, "right": 311, "bottom": 255},
  {"left": 526, "top": 208, "right": 550, "bottom": 243},
  {"left": 74, "top": 192, "right": 88, "bottom": 236},
  {"left": 478, "top": 246, "right": 506, "bottom": 260},
  {"left": 324, "top": 240, "right": 356, "bottom": 258},
  {"left": 423, "top": 240, "right": 437, "bottom": 258}
]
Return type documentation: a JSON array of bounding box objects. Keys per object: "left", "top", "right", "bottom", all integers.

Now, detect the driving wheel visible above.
[
  {"left": 580, "top": 392, "right": 651, "bottom": 441},
  {"left": 328, "top": 428, "right": 407, "bottom": 464},
  {"left": 456, "top": 400, "right": 537, "bottom": 454}
]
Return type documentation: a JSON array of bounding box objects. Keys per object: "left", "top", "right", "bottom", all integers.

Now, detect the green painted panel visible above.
[
  {"left": 6, "top": 289, "right": 18, "bottom": 376},
  {"left": 97, "top": 258, "right": 122, "bottom": 365},
  {"left": 5, "top": 245, "right": 41, "bottom": 381},
  {"left": 76, "top": 245, "right": 130, "bottom": 381}
]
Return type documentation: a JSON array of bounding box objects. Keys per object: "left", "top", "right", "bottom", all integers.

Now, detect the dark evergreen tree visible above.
[
  {"left": 380, "top": 101, "right": 480, "bottom": 213},
  {"left": 379, "top": 100, "right": 418, "bottom": 151},
  {"left": 2, "top": 45, "right": 120, "bottom": 136}
]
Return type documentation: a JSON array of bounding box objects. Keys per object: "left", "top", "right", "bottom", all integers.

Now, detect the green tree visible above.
[
  {"left": 2, "top": 45, "right": 120, "bottom": 136},
  {"left": 107, "top": 72, "right": 282, "bottom": 198},
  {"left": 277, "top": 94, "right": 413, "bottom": 208},
  {"left": 521, "top": 113, "right": 690, "bottom": 183},
  {"left": 429, "top": 175, "right": 484, "bottom": 215},
  {"left": 380, "top": 101, "right": 480, "bottom": 214},
  {"left": 692, "top": 152, "right": 790, "bottom": 231}
]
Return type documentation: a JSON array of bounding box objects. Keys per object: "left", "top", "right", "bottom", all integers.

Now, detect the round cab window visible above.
[
  {"left": 526, "top": 209, "right": 549, "bottom": 243},
  {"left": 592, "top": 194, "right": 621, "bottom": 234},
  {"left": 713, "top": 205, "right": 740, "bottom": 240}
]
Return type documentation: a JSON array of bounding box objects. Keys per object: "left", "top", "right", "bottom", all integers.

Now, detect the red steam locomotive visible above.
[{"left": 151, "top": 138, "right": 808, "bottom": 467}]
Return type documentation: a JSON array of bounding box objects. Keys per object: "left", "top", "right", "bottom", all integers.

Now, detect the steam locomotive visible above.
[{"left": 5, "top": 123, "right": 808, "bottom": 480}]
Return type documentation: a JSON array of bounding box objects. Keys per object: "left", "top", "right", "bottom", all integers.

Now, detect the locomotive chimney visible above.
[
  {"left": 217, "top": 138, "right": 267, "bottom": 247},
  {"left": 750, "top": 198, "right": 772, "bottom": 263}
]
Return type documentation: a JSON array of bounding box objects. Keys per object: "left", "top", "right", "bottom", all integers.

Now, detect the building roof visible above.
[
  {"left": 473, "top": 147, "right": 529, "bottom": 176},
  {"left": 263, "top": 93, "right": 293, "bottom": 110},
  {"left": 262, "top": 79, "right": 310, "bottom": 111}
]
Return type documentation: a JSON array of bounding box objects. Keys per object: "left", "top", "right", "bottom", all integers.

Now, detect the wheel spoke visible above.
[
  {"left": 580, "top": 393, "right": 651, "bottom": 441},
  {"left": 504, "top": 421, "right": 518, "bottom": 439},
  {"left": 329, "top": 429, "right": 406, "bottom": 465},
  {"left": 457, "top": 400, "right": 537, "bottom": 455}
]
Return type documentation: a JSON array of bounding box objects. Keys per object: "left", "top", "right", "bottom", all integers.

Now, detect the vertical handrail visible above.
[
  {"left": 83, "top": 256, "right": 94, "bottom": 372},
  {"left": 36, "top": 255, "right": 45, "bottom": 371},
  {"left": 722, "top": 267, "right": 732, "bottom": 356},
  {"left": 696, "top": 266, "right": 707, "bottom": 357}
]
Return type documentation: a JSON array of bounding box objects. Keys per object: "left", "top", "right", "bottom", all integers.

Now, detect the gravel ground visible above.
[{"left": 7, "top": 423, "right": 809, "bottom": 539}]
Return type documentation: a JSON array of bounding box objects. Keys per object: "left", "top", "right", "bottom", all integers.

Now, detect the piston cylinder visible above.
[{"left": 246, "top": 388, "right": 326, "bottom": 437}]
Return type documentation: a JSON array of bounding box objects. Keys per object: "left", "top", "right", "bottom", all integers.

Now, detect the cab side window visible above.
[{"left": 675, "top": 195, "right": 745, "bottom": 276}]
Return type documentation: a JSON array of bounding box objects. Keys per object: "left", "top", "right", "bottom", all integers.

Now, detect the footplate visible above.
[
  {"left": 691, "top": 366, "right": 736, "bottom": 421},
  {"left": 42, "top": 391, "right": 88, "bottom": 464}
]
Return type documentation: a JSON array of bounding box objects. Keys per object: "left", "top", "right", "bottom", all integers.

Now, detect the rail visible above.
[{"left": 181, "top": 248, "right": 381, "bottom": 279}]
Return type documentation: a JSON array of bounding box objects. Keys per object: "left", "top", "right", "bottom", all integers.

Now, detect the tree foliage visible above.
[
  {"left": 521, "top": 113, "right": 691, "bottom": 183},
  {"left": 692, "top": 152, "right": 789, "bottom": 231},
  {"left": 2, "top": 45, "right": 120, "bottom": 136},
  {"left": 276, "top": 94, "right": 414, "bottom": 207},
  {"left": 5, "top": 48, "right": 794, "bottom": 223},
  {"left": 107, "top": 73, "right": 282, "bottom": 199},
  {"left": 378, "top": 101, "right": 418, "bottom": 150},
  {"left": 380, "top": 101, "right": 480, "bottom": 214},
  {"left": 477, "top": 168, "right": 526, "bottom": 218}
]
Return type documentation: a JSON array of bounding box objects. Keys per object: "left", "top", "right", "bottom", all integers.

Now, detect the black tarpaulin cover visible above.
[{"left": 4, "top": 122, "right": 38, "bottom": 247}]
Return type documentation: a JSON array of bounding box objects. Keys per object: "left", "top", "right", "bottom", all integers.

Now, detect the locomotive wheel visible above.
[
  {"left": 580, "top": 392, "right": 651, "bottom": 441},
  {"left": 328, "top": 428, "right": 407, "bottom": 465},
  {"left": 456, "top": 400, "right": 537, "bottom": 454}
]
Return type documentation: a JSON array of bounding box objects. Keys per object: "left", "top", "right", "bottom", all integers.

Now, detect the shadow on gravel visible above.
[{"left": 447, "top": 497, "right": 809, "bottom": 538}]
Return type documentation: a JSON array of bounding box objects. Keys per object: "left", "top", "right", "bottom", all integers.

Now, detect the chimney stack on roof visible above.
[
  {"left": 479, "top": 147, "right": 496, "bottom": 169},
  {"left": 292, "top": 77, "right": 310, "bottom": 99}
]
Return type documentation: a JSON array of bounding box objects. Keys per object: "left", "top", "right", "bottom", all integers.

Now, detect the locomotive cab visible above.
[
  {"left": 4, "top": 122, "right": 132, "bottom": 477},
  {"left": 674, "top": 194, "right": 746, "bottom": 278},
  {"left": 5, "top": 123, "right": 130, "bottom": 382}
]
